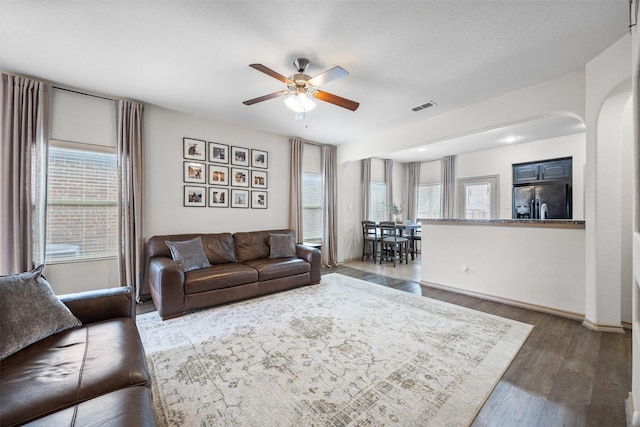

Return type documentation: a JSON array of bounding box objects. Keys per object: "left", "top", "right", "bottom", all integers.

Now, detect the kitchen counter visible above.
[{"left": 419, "top": 218, "right": 585, "bottom": 229}]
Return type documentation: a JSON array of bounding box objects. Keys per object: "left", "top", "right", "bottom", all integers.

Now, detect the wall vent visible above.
[{"left": 411, "top": 101, "right": 437, "bottom": 112}]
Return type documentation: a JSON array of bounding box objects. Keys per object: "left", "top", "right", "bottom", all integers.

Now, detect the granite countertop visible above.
[{"left": 419, "top": 218, "right": 585, "bottom": 228}]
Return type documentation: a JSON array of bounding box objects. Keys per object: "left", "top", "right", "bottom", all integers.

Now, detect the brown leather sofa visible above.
[
  {"left": 0, "top": 287, "right": 156, "bottom": 427},
  {"left": 147, "top": 229, "right": 321, "bottom": 320}
]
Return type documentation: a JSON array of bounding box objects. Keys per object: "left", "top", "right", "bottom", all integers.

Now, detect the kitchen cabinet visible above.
[
  {"left": 513, "top": 163, "right": 540, "bottom": 184},
  {"left": 513, "top": 157, "right": 572, "bottom": 184}
]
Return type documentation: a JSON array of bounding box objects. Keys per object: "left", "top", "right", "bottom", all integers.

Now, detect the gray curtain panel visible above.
[
  {"left": 441, "top": 155, "right": 456, "bottom": 219},
  {"left": 361, "top": 158, "right": 371, "bottom": 220},
  {"left": 289, "top": 138, "right": 304, "bottom": 243},
  {"left": 321, "top": 145, "right": 338, "bottom": 267},
  {"left": 384, "top": 159, "right": 394, "bottom": 220},
  {"left": 1, "top": 73, "right": 50, "bottom": 275},
  {"left": 407, "top": 162, "right": 421, "bottom": 223},
  {"left": 116, "top": 100, "right": 145, "bottom": 302}
]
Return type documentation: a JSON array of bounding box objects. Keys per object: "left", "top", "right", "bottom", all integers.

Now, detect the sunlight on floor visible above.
[{"left": 341, "top": 256, "right": 422, "bottom": 283}]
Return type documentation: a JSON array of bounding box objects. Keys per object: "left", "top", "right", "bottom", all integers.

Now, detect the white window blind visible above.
[
  {"left": 370, "top": 182, "right": 387, "bottom": 222},
  {"left": 302, "top": 172, "right": 323, "bottom": 243},
  {"left": 417, "top": 183, "right": 441, "bottom": 219},
  {"left": 46, "top": 142, "right": 118, "bottom": 262}
]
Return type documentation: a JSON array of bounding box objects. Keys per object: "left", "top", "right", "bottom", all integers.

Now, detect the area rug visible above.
[{"left": 137, "top": 273, "right": 532, "bottom": 426}]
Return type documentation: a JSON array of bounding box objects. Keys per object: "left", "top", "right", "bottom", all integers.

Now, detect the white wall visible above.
[
  {"left": 584, "top": 34, "right": 632, "bottom": 330},
  {"left": 422, "top": 223, "right": 586, "bottom": 317},
  {"left": 144, "top": 105, "right": 291, "bottom": 238}
]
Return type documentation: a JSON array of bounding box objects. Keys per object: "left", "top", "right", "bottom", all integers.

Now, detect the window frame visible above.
[
  {"left": 45, "top": 139, "right": 119, "bottom": 264},
  {"left": 457, "top": 175, "right": 500, "bottom": 219},
  {"left": 417, "top": 182, "right": 442, "bottom": 219},
  {"left": 369, "top": 181, "right": 387, "bottom": 222},
  {"left": 302, "top": 171, "right": 323, "bottom": 244}
]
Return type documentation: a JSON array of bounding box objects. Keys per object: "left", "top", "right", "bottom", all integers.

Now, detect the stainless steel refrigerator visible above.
[{"left": 513, "top": 182, "right": 571, "bottom": 219}]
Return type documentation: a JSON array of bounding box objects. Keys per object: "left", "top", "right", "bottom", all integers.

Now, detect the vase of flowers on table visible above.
[{"left": 386, "top": 202, "right": 405, "bottom": 223}]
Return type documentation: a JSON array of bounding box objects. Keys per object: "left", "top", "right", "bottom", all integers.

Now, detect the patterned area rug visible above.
[{"left": 137, "top": 273, "right": 532, "bottom": 426}]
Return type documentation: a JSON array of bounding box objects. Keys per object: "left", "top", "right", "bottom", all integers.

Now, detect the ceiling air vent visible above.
[{"left": 411, "top": 101, "right": 437, "bottom": 112}]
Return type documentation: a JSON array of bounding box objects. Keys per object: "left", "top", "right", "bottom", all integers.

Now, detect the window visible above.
[
  {"left": 370, "top": 182, "right": 387, "bottom": 222},
  {"left": 302, "top": 172, "right": 323, "bottom": 243},
  {"left": 458, "top": 175, "right": 499, "bottom": 219},
  {"left": 417, "top": 183, "right": 441, "bottom": 219},
  {"left": 46, "top": 141, "right": 118, "bottom": 262}
]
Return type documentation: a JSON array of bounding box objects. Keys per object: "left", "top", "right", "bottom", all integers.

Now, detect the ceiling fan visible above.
[{"left": 242, "top": 58, "right": 359, "bottom": 116}]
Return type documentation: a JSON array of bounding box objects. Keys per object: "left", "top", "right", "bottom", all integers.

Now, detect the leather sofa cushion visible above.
[
  {"left": 234, "top": 229, "right": 293, "bottom": 262},
  {"left": 0, "top": 318, "right": 150, "bottom": 426},
  {"left": 148, "top": 233, "right": 237, "bottom": 264},
  {"left": 184, "top": 263, "right": 258, "bottom": 295},
  {"left": 21, "top": 386, "right": 156, "bottom": 427},
  {"left": 243, "top": 257, "right": 310, "bottom": 282}
]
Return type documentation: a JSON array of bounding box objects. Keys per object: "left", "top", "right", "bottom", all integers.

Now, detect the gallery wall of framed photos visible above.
[{"left": 183, "top": 137, "right": 268, "bottom": 209}]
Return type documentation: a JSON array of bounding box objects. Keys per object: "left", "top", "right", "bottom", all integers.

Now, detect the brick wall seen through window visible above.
[{"left": 46, "top": 143, "right": 118, "bottom": 262}]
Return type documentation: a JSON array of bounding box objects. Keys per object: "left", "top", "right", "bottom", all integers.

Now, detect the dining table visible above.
[{"left": 376, "top": 222, "right": 421, "bottom": 261}]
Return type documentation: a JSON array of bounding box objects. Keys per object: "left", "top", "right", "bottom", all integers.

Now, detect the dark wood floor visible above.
[
  {"left": 330, "top": 265, "right": 632, "bottom": 427},
  {"left": 138, "top": 265, "right": 632, "bottom": 426}
]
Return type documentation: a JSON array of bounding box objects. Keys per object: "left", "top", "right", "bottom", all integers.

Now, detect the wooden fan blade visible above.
[
  {"left": 308, "top": 66, "right": 349, "bottom": 87},
  {"left": 249, "top": 64, "right": 293, "bottom": 85},
  {"left": 313, "top": 90, "right": 360, "bottom": 111},
  {"left": 243, "top": 90, "right": 290, "bottom": 105}
]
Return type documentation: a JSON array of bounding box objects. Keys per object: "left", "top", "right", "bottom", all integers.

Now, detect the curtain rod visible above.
[{"left": 52, "top": 86, "right": 116, "bottom": 102}]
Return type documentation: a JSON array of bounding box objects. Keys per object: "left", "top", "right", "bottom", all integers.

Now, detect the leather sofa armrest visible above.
[
  {"left": 59, "top": 287, "right": 134, "bottom": 324},
  {"left": 296, "top": 244, "right": 321, "bottom": 285},
  {"left": 148, "top": 257, "right": 186, "bottom": 319}
]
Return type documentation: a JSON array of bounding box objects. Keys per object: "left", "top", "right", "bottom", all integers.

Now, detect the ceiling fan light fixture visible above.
[{"left": 284, "top": 93, "right": 317, "bottom": 113}]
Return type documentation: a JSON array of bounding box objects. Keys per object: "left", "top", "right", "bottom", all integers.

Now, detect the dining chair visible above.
[
  {"left": 361, "top": 220, "right": 380, "bottom": 262},
  {"left": 379, "top": 221, "right": 409, "bottom": 267}
]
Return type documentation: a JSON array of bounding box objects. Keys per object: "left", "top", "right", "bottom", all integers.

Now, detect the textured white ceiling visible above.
[{"left": 0, "top": 1, "right": 628, "bottom": 159}]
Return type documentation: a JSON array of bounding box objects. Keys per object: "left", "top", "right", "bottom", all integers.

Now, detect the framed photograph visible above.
[
  {"left": 209, "top": 142, "right": 229, "bottom": 164},
  {"left": 231, "top": 167, "right": 249, "bottom": 187},
  {"left": 231, "top": 189, "right": 249, "bottom": 208},
  {"left": 183, "top": 138, "right": 206, "bottom": 161},
  {"left": 209, "top": 187, "right": 229, "bottom": 207},
  {"left": 251, "top": 149, "right": 268, "bottom": 169},
  {"left": 251, "top": 170, "right": 268, "bottom": 189},
  {"left": 251, "top": 191, "right": 268, "bottom": 209},
  {"left": 231, "top": 146, "right": 250, "bottom": 166},
  {"left": 184, "top": 186, "right": 206, "bottom": 207},
  {"left": 208, "top": 165, "right": 229, "bottom": 186},
  {"left": 184, "top": 161, "right": 206, "bottom": 183}
]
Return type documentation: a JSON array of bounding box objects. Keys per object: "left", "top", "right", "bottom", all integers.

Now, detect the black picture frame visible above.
[
  {"left": 251, "top": 170, "right": 268, "bottom": 189},
  {"left": 184, "top": 186, "right": 206, "bottom": 207},
  {"left": 209, "top": 142, "right": 229, "bottom": 164},
  {"left": 231, "top": 189, "right": 249, "bottom": 208},
  {"left": 184, "top": 161, "right": 206, "bottom": 184},
  {"left": 251, "top": 149, "right": 268, "bottom": 169},
  {"left": 231, "top": 167, "right": 249, "bottom": 187},
  {"left": 208, "top": 165, "right": 229, "bottom": 186},
  {"left": 231, "top": 146, "right": 250, "bottom": 166},
  {"left": 183, "top": 138, "right": 206, "bottom": 161},
  {"left": 251, "top": 191, "right": 268, "bottom": 209},
  {"left": 209, "top": 187, "right": 229, "bottom": 207}
]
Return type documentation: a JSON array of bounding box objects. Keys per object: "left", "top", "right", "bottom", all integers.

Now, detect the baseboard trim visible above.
[
  {"left": 422, "top": 280, "right": 585, "bottom": 322},
  {"left": 626, "top": 393, "right": 640, "bottom": 427},
  {"left": 582, "top": 318, "right": 626, "bottom": 334}
]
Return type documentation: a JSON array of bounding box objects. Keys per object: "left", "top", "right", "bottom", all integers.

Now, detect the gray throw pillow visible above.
[
  {"left": 269, "top": 233, "right": 297, "bottom": 258},
  {"left": 165, "top": 236, "right": 212, "bottom": 272},
  {"left": 0, "top": 265, "right": 82, "bottom": 360}
]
